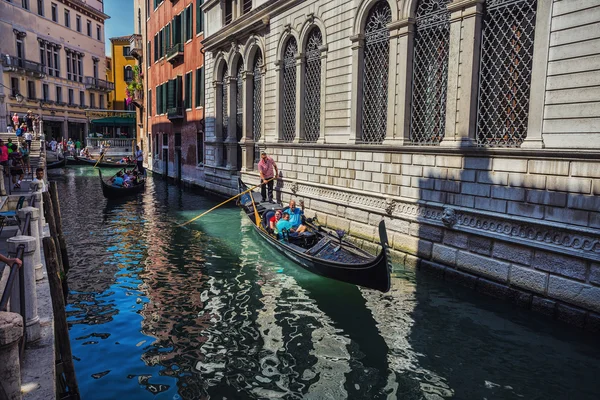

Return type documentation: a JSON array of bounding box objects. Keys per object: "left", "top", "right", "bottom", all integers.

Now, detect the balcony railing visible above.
[
  {"left": 167, "top": 106, "right": 183, "bottom": 120},
  {"left": 129, "top": 34, "right": 143, "bottom": 60},
  {"left": 86, "top": 138, "right": 136, "bottom": 149},
  {"left": 85, "top": 77, "right": 115, "bottom": 92},
  {"left": 166, "top": 43, "right": 184, "bottom": 64},
  {"left": 1, "top": 55, "right": 46, "bottom": 78}
]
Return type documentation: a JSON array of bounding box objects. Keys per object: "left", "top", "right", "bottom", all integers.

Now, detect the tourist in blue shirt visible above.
[
  {"left": 285, "top": 200, "right": 307, "bottom": 233},
  {"left": 276, "top": 213, "right": 294, "bottom": 236},
  {"left": 112, "top": 171, "right": 124, "bottom": 187}
]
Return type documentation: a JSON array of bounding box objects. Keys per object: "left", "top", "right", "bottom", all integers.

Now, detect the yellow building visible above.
[
  {"left": 0, "top": 0, "right": 111, "bottom": 140},
  {"left": 108, "top": 36, "right": 135, "bottom": 111},
  {"left": 105, "top": 55, "right": 113, "bottom": 107}
]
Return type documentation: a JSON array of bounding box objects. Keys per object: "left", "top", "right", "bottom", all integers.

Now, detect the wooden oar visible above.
[
  {"left": 93, "top": 151, "right": 105, "bottom": 168},
  {"left": 179, "top": 177, "right": 275, "bottom": 227}
]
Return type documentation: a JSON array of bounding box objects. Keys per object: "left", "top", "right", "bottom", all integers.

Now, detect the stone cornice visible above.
[
  {"left": 202, "top": 0, "right": 304, "bottom": 53},
  {"left": 264, "top": 142, "right": 600, "bottom": 161},
  {"left": 265, "top": 176, "right": 600, "bottom": 262},
  {"left": 58, "top": 0, "right": 110, "bottom": 23}
]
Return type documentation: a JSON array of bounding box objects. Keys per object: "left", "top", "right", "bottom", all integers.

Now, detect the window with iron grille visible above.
[
  {"left": 222, "top": 66, "right": 229, "bottom": 141},
  {"left": 225, "top": 0, "right": 232, "bottom": 25},
  {"left": 236, "top": 62, "right": 243, "bottom": 142},
  {"left": 243, "top": 0, "right": 252, "bottom": 14},
  {"left": 476, "top": 0, "right": 537, "bottom": 147},
  {"left": 410, "top": 0, "right": 451, "bottom": 145},
  {"left": 252, "top": 50, "right": 262, "bottom": 164},
  {"left": 304, "top": 28, "right": 322, "bottom": 143},
  {"left": 281, "top": 37, "right": 297, "bottom": 142},
  {"left": 361, "top": 1, "right": 391, "bottom": 144}
]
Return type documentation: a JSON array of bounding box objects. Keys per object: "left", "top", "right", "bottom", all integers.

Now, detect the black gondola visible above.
[
  {"left": 47, "top": 157, "right": 67, "bottom": 169},
  {"left": 237, "top": 179, "right": 392, "bottom": 292},
  {"left": 99, "top": 170, "right": 146, "bottom": 199},
  {"left": 75, "top": 155, "right": 136, "bottom": 168}
]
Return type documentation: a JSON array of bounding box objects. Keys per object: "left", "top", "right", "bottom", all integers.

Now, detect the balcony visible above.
[
  {"left": 85, "top": 76, "right": 115, "bottom": 92},
  {"left": 1, "top": 55, "right": 46, "bottom": 78},
  {"left": 129, "top": 34, "right": 143, "bottom": 60},
  {"left": 167, "top": 106, "right": 183, "bottom": 120},
  {"left": 166, "top": 43, "right": 184, "bottom": 64}
]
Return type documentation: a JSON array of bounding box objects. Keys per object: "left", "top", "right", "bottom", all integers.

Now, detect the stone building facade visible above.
[
  {"left": 145, "top": 0, "right": 205, "bottom": 183},
  {"left": 197, "top": 0, "right": 600, "bottom": 327},
  {"left": 0, "top": 0, "right": 111, "bottom": 141}
]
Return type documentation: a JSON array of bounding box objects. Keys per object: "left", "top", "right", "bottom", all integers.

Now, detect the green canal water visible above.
[{"left": 54, "top": 167, "right": 600, "bottom": 400}]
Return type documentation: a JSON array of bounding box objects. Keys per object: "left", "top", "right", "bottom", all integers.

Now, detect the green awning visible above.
[{"left": 90, "top": 116, "right": 135, "bottom": 127}]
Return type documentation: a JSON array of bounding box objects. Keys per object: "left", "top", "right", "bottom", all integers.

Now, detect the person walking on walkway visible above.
[{"left": 258, "top": 151, "right": 278, "bottom": 203}]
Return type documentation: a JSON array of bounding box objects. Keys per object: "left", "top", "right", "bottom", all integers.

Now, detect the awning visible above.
[{"left": 90, "top": 116, "right": 135, "bottom": 127}]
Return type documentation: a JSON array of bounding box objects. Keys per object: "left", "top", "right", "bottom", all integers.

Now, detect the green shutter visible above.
[
  {"left": 196, "top": 0, "right": 203, "bottom": 34},
  {"left": 162, "top": 83, "right": 167, "bottom": 113},
  {"left": 186, "top": 72, "right": 192, "bottom": 109},
  {"left": 155, "top": 86, "right": 160, "bottom": 114},
  {"left": 200, "top": 66, "right": 205, "bottom": 107},
  {"left": 195, "top": 68, "right": 200, "bottom": 107},
  {"left": 176, "top": 76, "right": 183, "bottom": 108},
  {"left": 167, "top": 79, "right": 175, "bottom": 110},
  {"left": 154, "top": 33, "right": 159, "bottom": 62},
  {"left": 148, "top": 89, "right": 152, "bottom": 116}
]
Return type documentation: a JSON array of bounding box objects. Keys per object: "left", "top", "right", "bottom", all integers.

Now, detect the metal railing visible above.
[
  {"left": 166, "top": 43, "right": 184, "bottom": 61},
  {"left": 84, "top": 76, "right": 115, "bottom": 91},
  {"left": 0, "top": 194, "right": 36, "bottom": 358},
  {"left": 1, "top": 54, "right": 46, "bottom": 77},
  {"left": 167, "top": 106, "right": 184, "bottom": 119},
  {"left": 85, "top": 138, "right": 136, "bottom": 149}
]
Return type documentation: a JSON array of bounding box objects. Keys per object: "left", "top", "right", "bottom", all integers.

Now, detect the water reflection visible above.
[{"left": 55, "top": 168, "right": 600, "bottom": 400}]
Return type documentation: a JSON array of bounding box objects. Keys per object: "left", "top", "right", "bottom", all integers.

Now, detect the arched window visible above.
[
  {"left": 236, "top": 62, "right": 243, "bottom": 142},
  {"left": 361, "top": 1, "right": 391, "bottom": 144},
  {"left": 252, "top": 50, "right": 263, "bottom": 163},
  {"left": 124, "top": 65, "right": 133, "bottom": 82},
  {"left": 410, "top": 0, "right": 451, "bottom": 145},
  {"left": 281, "top": 37, "right": 297, "bottom": 142},
  {"left": 235, "top": 61, "right": 243, "bottom": 170},
  {"left": 303, "top": 28, "right": 322, "bottom": 143},
  {"left": 477, "top": 0, "right": 537, "bottom": 147},
  {"left": 221, "top": 64, "right": 228, "bottom": 166}
]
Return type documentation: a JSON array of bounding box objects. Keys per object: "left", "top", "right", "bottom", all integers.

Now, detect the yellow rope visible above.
[{"left": 178, "top": 177, "right": 276, "bottom": 227}]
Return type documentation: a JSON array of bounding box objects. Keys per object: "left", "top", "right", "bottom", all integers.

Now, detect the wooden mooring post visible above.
[
  {"left": 42, "top": 191, "right": 68, "bottom": 299},
  {"left": 42, "top": 237, "right": 80, "bottom": 400},
  {"left": 49, "top": 182, "right": 70, "bottom": 273}
]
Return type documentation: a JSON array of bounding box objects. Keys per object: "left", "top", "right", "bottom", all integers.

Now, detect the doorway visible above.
[{"left": 162, "top": 148, "right": 168, "bottom": 178}]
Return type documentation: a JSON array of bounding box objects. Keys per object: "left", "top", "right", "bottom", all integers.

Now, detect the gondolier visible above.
[
  {"left": 258, "top": 151, "right": 278, "bottom": 203},
  {"left": 135, "top": 145, "right": 144, "bottom": 174}
]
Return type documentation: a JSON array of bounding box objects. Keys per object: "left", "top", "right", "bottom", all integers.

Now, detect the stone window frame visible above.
[
  {"left": 350, "top": 0, "right": 400, "bottom": 145},
  {"left": 240, "top": 35, "right": 267, "bottom": 171},
  {"left": 348, "top": 0, "right": 551, "bottom": 149},
  {"left": 212, "top": 53, "right": 231, "bottom": 168},
  {"left": 274, "top": 26, "right": 300, "bottom": 143},
  {"left": 298, "top": 15, "right": 328, "bottom": 144}
]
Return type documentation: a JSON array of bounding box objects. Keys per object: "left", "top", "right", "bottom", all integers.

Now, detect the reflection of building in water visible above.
[{"left": 68, "top": 201, "right": 148, "bottom": 326}]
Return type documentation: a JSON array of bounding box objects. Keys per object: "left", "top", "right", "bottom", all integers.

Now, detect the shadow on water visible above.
[{"left": 53, "top": 168, "right": 600, "bottom": 400}]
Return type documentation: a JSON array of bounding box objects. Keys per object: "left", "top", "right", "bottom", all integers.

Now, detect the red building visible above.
[{"left": 146, "top": 0, "right": 205, "bottom": 182}]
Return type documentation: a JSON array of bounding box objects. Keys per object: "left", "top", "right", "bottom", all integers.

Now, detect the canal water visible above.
[{"left": 55, "top": 167, "right": 600, "bottom": 400}]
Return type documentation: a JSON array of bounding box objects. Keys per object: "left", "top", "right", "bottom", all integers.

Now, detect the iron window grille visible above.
[
  {"left": 236, "top": 63, "right": 243, "bottom": 142},
  {"left": 361, "top": 1, "right": 391, "bottom": 144},
  {"left": 476, "top": 0, "right": 537, "bottom": 147},
  {"left": 252, "top": 52, "right": 263, "bottom": 164},
  {"left": 281, "top": 38, "right": 297, "bottom": 142},
  {"left": 409, "top": 0, "right": 451, "bottom": 145},
  {"left": 222, "top": 68, "right": 229, "bottom": 142},
  {"left": 304, "top": 28, "right": 322, "bottom": 143}
]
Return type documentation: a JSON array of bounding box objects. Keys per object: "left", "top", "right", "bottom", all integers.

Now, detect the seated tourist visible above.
[
  {"left": 276, "top": 213, "right": 296, "bottom": 240},
  {"left": 269, "top": 210, "right": 283, "bottom": 233},
  {"left": 123, "top": 172, "right": 134, "bottom": 187},
  {"left": 285, "top": 199, "right": 307, "bottom": 233},
  {"left": 79, "top": 148, "right": 86, "bottom": 157},
  {"left": 111, "top": 171, "right": 124, "bottom": 187}
]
